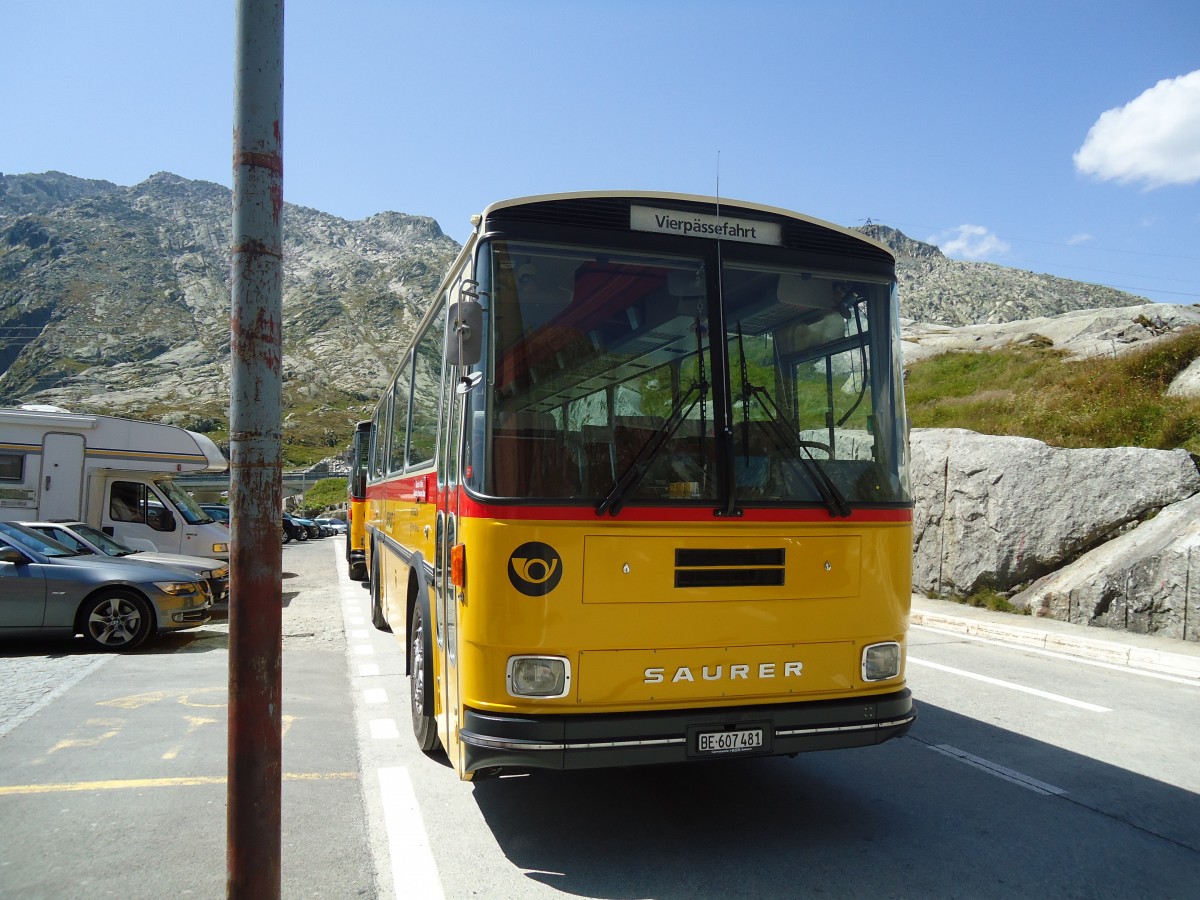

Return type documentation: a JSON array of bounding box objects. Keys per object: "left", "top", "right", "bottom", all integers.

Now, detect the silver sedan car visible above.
[
  {"left": 0, "top": 521, "right": 211, "bottom": 651},
  {"left": 20, "top": 520, "right": 229, "bottom": 605}
]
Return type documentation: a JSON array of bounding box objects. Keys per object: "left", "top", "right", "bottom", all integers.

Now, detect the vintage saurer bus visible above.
[
  {"left": 365, "top": 192, "right": 914, "bottom": 780},
  {"left": 345, "top": 420, "right": 371, "bottom": 583}
]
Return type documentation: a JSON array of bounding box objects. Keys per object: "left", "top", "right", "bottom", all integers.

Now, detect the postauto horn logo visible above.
[{"left": 508, "top": 542, "right": 563, "bottom": 596}]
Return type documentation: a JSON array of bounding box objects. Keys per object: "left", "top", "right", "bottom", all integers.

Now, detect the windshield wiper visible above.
[
  {"left": 595, "top": 380, "right": 705, "bottom": 516},
  {"left": 735, "top": 326, "right": 850, "bottom": 518}
]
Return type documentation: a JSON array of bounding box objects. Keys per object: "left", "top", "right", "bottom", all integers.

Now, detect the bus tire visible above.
[
  {"left": 369, "top": 552, "right": 390, "bottom": 632},
  {"left": 409, "top": 602, "right": 441, "bottom": 753}
]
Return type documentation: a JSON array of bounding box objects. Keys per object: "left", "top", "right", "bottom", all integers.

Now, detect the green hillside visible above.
[{"left": 904, "top": 326, "right": 1200, "bottom": 454}]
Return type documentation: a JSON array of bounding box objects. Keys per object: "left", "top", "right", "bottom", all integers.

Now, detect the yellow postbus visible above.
[
  {"left": 345, "top": 420, "right": 370, "bottom": 584},
  {"left": 365, "top": 192, "right": 914, "bottom": 779}
]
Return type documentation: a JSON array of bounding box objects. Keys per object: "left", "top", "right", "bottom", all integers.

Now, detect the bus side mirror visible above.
[{"left": 446, "top": 301, "right": 483, "bottom": 366}]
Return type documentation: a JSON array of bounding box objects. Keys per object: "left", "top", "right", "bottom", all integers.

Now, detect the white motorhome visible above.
[{"left": 0, "top": 407, "right": 230, "bottom": 560}]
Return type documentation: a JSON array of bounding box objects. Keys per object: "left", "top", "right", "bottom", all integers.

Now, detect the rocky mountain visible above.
[
  {"left": 859, "top": 223, "right": 1144, "bottom": 325},
  {"left": 0, "top": 172, "right": 1151, "bottom": 459},
  {"left": 0, "top": 171, "right": 459, "bottom": 460}
]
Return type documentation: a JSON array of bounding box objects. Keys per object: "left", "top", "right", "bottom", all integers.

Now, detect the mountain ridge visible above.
[{"left": 0, "top": 171, "right": 1154, "bottom": 462}]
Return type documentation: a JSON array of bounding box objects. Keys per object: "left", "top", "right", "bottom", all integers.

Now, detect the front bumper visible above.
[
  {"left": 208, "top": 576, "right": 230, "bottom": 604},
  {"left": 460, "top": 689, "right": 914, "bottom": 774}
]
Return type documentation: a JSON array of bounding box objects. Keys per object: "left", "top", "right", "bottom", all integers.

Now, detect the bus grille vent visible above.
[{"left": 674, "top": 548, "right": 785, "bottom": 588}]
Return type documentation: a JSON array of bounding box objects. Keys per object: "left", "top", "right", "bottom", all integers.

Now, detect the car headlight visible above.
[
  {"left": 507, "top": 656, "right": 571, "bottom": 698},
  {"left": 212, "top": 566, "right": 229, "bottom": 579},
  {"left": 862, "top": 642, "right": 902, "bottom": 682},
  {"left": 154, "top": 581, "right": 200, "bottom": 596},
  {"left": 211, "top": 542, "right": 229, "bottom": 555}
]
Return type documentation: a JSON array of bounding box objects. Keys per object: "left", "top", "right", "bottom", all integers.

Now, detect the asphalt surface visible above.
[
  {"left": 3, "top": 538, "right": 1198, "bottom": 899},
  {"left": 911, "top": 594, "right": 1200, "bottom": 681},
  {"left": 0, "top": 536, "right": 373, "bottom": 899}
]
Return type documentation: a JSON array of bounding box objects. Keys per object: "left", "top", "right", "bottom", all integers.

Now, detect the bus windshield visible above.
[{"left": 467, "top": 239, "right": 909, "bottom": 510}]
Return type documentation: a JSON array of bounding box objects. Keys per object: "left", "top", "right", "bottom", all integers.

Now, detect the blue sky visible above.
[{"left": 4, "top": 1, "right": 1198, "bottom": 305}]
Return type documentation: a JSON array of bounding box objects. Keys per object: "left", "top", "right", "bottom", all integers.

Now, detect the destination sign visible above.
[{"left": 630, "top": 204, "right": 782, "bottom": 246}]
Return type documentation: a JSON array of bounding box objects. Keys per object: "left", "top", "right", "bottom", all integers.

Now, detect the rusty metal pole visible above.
[{"left": 228, "top": 1, "right": 284, "bottom": 897}]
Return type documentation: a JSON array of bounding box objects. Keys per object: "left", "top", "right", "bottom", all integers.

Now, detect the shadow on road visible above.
[{"left": 468, "top": 703, "right": 1200, "bottom": 898}]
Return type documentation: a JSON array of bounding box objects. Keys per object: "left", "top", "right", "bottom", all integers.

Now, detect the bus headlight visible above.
[
  {"left": 862, "top": 642, "right": 902, "bottom": 682},
  {"left": 507, "top": 656, "right": 571, "bottom": 698}
]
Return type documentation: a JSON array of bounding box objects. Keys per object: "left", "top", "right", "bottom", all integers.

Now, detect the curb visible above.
[{"left": 911, "top": 607, "right": 1200, "bottom": 682}]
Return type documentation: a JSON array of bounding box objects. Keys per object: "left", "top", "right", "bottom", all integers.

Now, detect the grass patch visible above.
[
  {"left": 961, "top": 588, "right": 1026, "bottom": 614},
  {"left": 905, "top": 326, "right": 1200, "bottom": 453}
]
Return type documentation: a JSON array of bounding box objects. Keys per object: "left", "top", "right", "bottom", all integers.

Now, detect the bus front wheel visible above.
[{"left": 409, "top": 604, "right": 441, "bottom": 753}]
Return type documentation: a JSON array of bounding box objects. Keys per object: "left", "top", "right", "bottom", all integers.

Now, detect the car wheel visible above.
[
  {"left": 409, "top": 603, "right": 441, "bottom": 753},
  {"left": 282, "top": 528, "right": 291, "bottom": 544},
  {"left": 297, "top": 528, "right": 308, "bottom": 541},
  {"left": 78, "top": 590, "right": 153, "bottom": 651}
]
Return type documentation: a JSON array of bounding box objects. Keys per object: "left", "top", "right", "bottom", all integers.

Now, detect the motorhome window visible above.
[
  {"left": 157, "top": 478, "right": 210, "bottom": 526},
  {"left": 0, "top": 452, "right": 22, "bottom": 481},
  {"left": 110, "top": 481, "right": 148, "bottom": 523},
  {"left": 109, "top": 481, "right": 175, "bottom": 532}
]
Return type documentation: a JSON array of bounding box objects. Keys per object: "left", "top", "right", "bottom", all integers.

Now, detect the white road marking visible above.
[
  {"left": 911, "top": 623, "right": 1200, "bottom": 686},
  {"left": 378, "top": 766, "right": 445, "bottom": 899},
  {"left": 354, "top": 644, "right": 375, "bottom": 656},
  {"left": 908, "top": 656, "right": 1112, "bottom": 712},
  {"left": 369, "top": 718, "right": 399, "bottom": 740},
  {"left": 335, "top": 540, "right": 442, "bottom": 899},
  {"left": 927, "top": 744, "right": 1067, "bottom": 796}
]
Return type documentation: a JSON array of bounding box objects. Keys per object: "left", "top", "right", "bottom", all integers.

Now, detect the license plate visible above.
[{"left": 696, "top": 728, "right": 764, "bottom": 755}]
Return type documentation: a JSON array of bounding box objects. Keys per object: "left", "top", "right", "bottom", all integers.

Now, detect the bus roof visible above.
[{"left": 476, "top": 190, "right": 894, "bottom": 261}]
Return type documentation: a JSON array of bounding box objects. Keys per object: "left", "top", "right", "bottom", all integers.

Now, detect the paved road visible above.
[
  {"left": 3, "top": 539, "right": 1200, "bottom": 898},
  {"left": 345, "top": 557, "right": 1200, "bottom": 899},
  {"left": 0, "top": 537, "right": 372, "bottom": 899}
]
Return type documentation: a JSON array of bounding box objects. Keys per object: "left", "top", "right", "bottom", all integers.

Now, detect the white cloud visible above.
[
  {"left": 1074, "top": 70, "right": 1200, "bottom": 188},
  {"left": 1067, "top": 233, "right": 1093, "bottom": 246},
  {"left": 930, "top": 224, "right": 1011, "bottom": 260}
]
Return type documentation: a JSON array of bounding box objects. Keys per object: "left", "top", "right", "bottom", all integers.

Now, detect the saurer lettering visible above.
[{"left": 644, "top": 661, "right": 803, "bottom": 684}]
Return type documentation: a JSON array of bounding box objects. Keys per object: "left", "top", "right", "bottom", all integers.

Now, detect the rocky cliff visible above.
[
  {"left": 860, "top": 224, "right": 1144, "bottom": 325},
  {"left": 2, "top": 173, "right": 1153, "bottom": 433},
  {"left": 0, "top": 171, "right": 459, "bottom": 459}
]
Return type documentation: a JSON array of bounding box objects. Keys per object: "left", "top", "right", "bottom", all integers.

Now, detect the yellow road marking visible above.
[
  {"left": 161, "top": 715, "right": 220, "bottom": 760},
  {"left": 49, "top": 718, "right": 124, "bottom": 754},
  {"left": 0, "top": 772, "right": 358, "bottom": 796},
  {"left": 98, "top": 691, "right": 176, "bottom": 709},
  {"left": 99, "top": 687, "right": 228, "bottom": 710}
]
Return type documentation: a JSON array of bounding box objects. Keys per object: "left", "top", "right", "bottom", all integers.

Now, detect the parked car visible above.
[
  {"left": 291, "top": 514, "right": 322, "bottom": 539},
  {"left": 282, "top": 513, "right": 308, "bottom": 543},
  {"left": 19, "top": 521, "right": 230, "bottom": 605},
  {"left": 199, "top": 503, "right": 230, "bottom": 526},
  {"left": 0, "top": 521, "right": 211, "bottom": 651},
  {"left": 314, "top": 517, "right": 347, "bottom": 535}
]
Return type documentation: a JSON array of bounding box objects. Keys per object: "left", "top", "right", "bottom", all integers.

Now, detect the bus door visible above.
[{"left": 436, "top": 357, "right": 468, "bottom": 755}]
